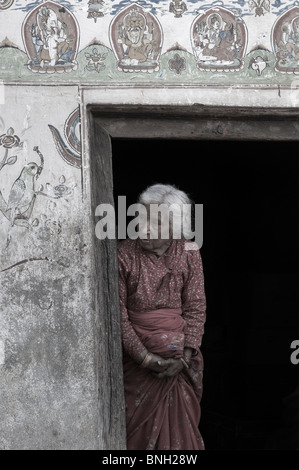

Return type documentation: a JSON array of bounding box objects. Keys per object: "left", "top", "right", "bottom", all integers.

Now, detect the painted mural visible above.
[
  {"left": 22, "top": 1, "right": 79, "bottom": 73},
  {"left": 49, "top": 107, "right": 81, "bottom": 168},
  {"left": 0, "top": 86, "right": 80, "bottom": 258},
  {"left": 0, "top": 130, "right": 75, "bottom": 248},
  {"left": 0, "top": 0, "right": 298, "bottom": 84},
  {"left": 191, "top": 7, "right": 247, "bottom": 72},
  {"left": 109, "top": 4, "right": 163, "bottom": 73},
  {"left": 272, "top": 6, "right": 299, "bottom": 74}
]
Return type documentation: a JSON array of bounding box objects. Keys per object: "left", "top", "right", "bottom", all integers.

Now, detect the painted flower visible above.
[
  {"left": 87, "top": 11, "right": 104, "bottom": 22},
  {"left": 0, "top": 127, "right": 20, "bottom": 148},
  {"left": 87, "top": 0, "right": 104, "bottom": 23},
  {"left": 37, "top": 226, "right": 51, "bottom": 242},
  {"left": 44, "top": 175, "right": 75, "bottom": 199},
  {"left": 169, "top": 54, "right": 186, "bottom": 75},
  {"left": 169, "top": 0, "right": 187, "bottom": 18},
  {"left": 85, "top": 48, "right": 107, "bottom": 72},
  {"left": 53, "top": 184, "right": 72, "bottom": 198}
]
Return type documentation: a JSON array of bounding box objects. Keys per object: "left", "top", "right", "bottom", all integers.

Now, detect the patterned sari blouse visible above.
[{"left": 118, "top": 237, "right": 206, "bottom": 364}]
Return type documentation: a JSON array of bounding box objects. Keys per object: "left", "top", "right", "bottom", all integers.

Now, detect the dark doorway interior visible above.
[{"left": 111, "top": 138, "right": 299, "bottom": 450}]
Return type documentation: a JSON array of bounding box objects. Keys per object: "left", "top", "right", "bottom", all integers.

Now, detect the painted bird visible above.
[{"left": 6, "top": 162, "right": 39, "bottom": 227}]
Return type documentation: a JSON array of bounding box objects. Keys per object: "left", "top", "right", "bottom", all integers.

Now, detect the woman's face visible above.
[{"left": 138, "top": 204, "right": 173, "bottom": 255}]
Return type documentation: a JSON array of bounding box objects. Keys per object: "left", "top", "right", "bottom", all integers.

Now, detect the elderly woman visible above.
[{"left": 117, "top": 184, "right": 206, "bottom": 450}]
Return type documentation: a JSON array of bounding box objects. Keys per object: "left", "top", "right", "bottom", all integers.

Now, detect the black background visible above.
[{"left": 112, "top": 138, "right": 299, "bottom": 450}]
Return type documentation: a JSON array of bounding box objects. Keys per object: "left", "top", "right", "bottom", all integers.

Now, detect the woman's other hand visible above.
[
  {"left": 152, "top": 358, "right": 183, "bottom": 379},
  {"left": 142, "top": 352, "right": 169, "bottom": 373}
]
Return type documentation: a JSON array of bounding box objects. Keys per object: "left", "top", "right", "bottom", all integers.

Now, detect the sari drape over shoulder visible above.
[{"left": 118, "top": 238, "right": 206, "bottom": 450}]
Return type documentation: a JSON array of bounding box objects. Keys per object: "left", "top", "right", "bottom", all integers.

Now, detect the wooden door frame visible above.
[
  {"left": 89, "top": 104, "right": 299, "bottom": 141},
  {"left": 86, "top": 104, "right": 299, "bottom": 449}
]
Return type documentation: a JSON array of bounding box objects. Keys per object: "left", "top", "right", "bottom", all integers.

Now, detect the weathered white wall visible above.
[
  {"left": 0, "top": 0, "right": 298, "bottom": 450},
  {"left": 0, "top": 85, "right": 102, "bottom": 449}
]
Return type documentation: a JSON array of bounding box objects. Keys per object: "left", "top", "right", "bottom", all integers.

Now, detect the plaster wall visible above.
[{"left": 0, "top": 85, "right": 102, "bottom": 449}]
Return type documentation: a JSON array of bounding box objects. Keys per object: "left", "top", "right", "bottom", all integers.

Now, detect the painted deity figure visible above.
[
  {"left": 205, "top": 14, "right": 221, "bottom": 50},
  {"left": 117, "top": 9, "right": 155, "bottom": 65},
  {"left": 192, "top": 8, "right": 247, "bottom": 72},
  {"left": 193, "top": 12, "right": 239, "bottom": 64},
  {"left": 278, "top": 17, "right": 299, "bottom": 64},
  {"left": 30, "top": 6, "right": 72, "bottom": 67}
]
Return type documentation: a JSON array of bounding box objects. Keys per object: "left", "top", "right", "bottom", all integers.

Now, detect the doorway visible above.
[
  {"left": 88, "top": 106, "right": 299, "bottom": 449},
  {"left": 111, "top": 138, "right": 299, "bottom": 450}
]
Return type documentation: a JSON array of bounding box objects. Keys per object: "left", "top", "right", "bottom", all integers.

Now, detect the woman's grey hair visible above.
[{"left": 137, "top": 183, "right": 194, "bottom": 240}]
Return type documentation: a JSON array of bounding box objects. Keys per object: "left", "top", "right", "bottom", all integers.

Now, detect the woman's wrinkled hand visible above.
[
  {"left": 144, "top": 353, "right": 169, "bottom": 373},
  {"left": 151, "top": 358, "right": 183, "bottom": 379}
]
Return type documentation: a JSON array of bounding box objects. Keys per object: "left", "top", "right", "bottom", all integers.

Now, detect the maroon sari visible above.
[
  {"left": 118, "top": 238, "right": 206, "bottom": 450},
  {"left": 124, "top": 307, "right": 204, "bottom": 450}
]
